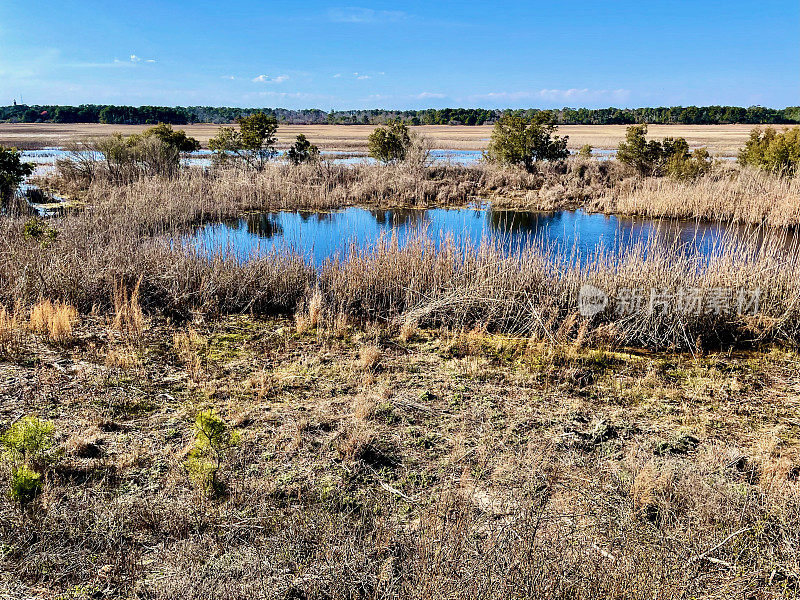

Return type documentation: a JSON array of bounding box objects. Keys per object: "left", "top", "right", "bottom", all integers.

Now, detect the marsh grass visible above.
[{"left": 601, "top": 166, "right": 800, "bottom": 226}]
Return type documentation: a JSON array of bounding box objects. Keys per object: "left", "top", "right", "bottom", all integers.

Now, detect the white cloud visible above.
[
  {"left": 332, "top": 73, "right": 342, "bottom": 78},
  {"left": 221, "top": 75, "right": 236, "bottom": 80},
  {"left": 252, "top": 74, "right": 289, "bottom": 83},
  {"left": 416, "top": 92, "right": 445, "bottom": 99},
  {"left": 145, "top": 59, "right": 156, "bottom": 63},
  {"left": 129, "top": 54, "right": 141, "bottom": 63},
  {"left": 328, "top": 7, "right": 406, "bottom": 23}
]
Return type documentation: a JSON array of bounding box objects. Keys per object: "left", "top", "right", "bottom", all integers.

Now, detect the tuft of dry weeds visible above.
[
  {"left": 29, "top": 299, "right": 78, "bottom": 344},
  {"left": 112, "top": 276, "right": 144, "bottom": 341}
]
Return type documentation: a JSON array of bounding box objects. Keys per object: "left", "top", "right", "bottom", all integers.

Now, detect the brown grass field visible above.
[{"left": 0, "top": 122, "right": 775, "bottom": 155}]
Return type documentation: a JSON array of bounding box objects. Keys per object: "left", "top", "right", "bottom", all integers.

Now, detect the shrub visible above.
[
  {"left": 185, "top": 410, "right": 239, "bottom": 497},
  {"left": 578, "top": 144, "right": 593, "bottom": 157},
  {"left": 617, "top": 125, "right": 711, "bottom": 178},
  {"left": 0, "top": 145, "right": 34, "bottom": 201},
  {"left": 287, "top": 134, "right": 320, "bottom": 165},
  {"left": 209, "top": 112, "right": 278, "bottom": 170},
  {"left": 94, "top": 133, "right": 180, "bottom": 181},
  {"left": 0, "top": 416, "right": 59, "bottom": 473},
  {"left": 368, "top": 121, "right": 412, "bottom": 164},
  {"left": 22, "top": 217, "right": 58, "bottom": 245},
  {"left": 486, "top": 112, "right": 569, "bottom": 172},
  {"left": 9, "top": 465, "right": 42, "bottom": 505},
  {"left": 738, "top": 126, "right": 800, "bottom": 176},
  {"left": 138, "top": 123, "right": 201, "bottom": 152}
]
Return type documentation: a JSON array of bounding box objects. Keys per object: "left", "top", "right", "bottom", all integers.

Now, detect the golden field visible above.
[{"left": 0, "top": 122, "right": 776, "bottom": 155}]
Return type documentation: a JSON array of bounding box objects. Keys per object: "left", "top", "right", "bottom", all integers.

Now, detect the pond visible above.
[{"left": 181, "top": 206, "right": 798, "bottom": 265}]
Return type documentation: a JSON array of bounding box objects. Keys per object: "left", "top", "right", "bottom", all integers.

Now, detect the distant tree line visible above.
[{"left": 1, "top": 103, "right": 798, "bottom": 126}]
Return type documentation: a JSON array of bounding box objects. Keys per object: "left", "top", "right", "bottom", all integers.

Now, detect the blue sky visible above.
[{"left": 0, "top": 1, "right": 796, "bottom": 109}]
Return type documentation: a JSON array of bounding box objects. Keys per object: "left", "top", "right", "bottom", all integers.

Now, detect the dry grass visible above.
[
  {"left": 358, "top": 345, "right": 383, "bottom": 371},
  {"left": 0, "top": 123, "right": 767, "bottom": 155},
  {"left": 599, "top": 166, "right": 800, "bottom": 226},
  {"left": 1, "top": 314, "right": 799, "bottom": 598},
  {"left": 111, "top": 276, "right": 144, "bottom": 340},
  {"left": 29, "top": 299, "right": 78, "bottom": 343}
]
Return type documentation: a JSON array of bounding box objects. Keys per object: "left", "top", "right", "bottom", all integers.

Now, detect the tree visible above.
[
  {"left": 368, "top": 121, "right": 412, "bottom": 164},
  {"left": 287, "top": 134, "right": 320, "bottom": 165},
  {"left": 486, "top": 112, "right": 569, "bottom": 171},
  {"left": 617, "top": 125, "right": 711, "bottom": 178},
  {"left": 0, "top": 146, "right": 34, "bottom": 201},
  {"left": 209, "top": 112, "right": 278, "bottom": 170}
]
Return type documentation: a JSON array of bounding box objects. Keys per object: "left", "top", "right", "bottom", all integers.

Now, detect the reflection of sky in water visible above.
[
  {"left": 22, "top": 147, "right": 486, "bottom": 171},
  {"left": 183, "top": 207, "right": 799, "bottom": 266}
]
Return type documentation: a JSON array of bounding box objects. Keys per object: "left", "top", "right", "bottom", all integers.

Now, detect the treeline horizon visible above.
[{"left": 2, "top": 103, "right": 799, "bottom": 126}]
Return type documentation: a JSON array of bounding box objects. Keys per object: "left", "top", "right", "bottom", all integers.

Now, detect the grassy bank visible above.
[{"left": 1, "top": 314, "right": 799, "bottom": 597}]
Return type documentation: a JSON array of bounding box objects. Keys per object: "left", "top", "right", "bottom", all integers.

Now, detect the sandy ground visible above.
[{"left": 0, "top": 123, "right": 774, "bottom": 156}]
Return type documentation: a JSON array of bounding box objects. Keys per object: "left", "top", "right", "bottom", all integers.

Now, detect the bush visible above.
[
  {"left": 617, "top": 125, "right": 711, "bottom": 178},
  {"left": 486, "top": 112, "right": 569, "bottom": 172},
  {"left": 138, "top": 122, "right": 200, "bottom": 152},
  {"left": 9, "top": 464, "right": 42, "bottom": 505},
  {"left": 287, "top": 134, "right": 320, "bottom": 165},
  {"left": 578, "top": 144, "right": 593, "bottom": 157},
  {"left": 209, "top": 112, "right": 278, "bottom": 170},
  {"left": 0, "top": 145, "right": 34, "bottom": 201},
  {"left": 738, "top": 126, "right": 800, "bottom": 176},
  {"left": 185, "top": 410, "right": 239, "bottom": 497},
  {"left": 22, "top": 217, "right": 58, "bottom": 245},
  {"left": 94, "top": 133, "right": 180, "bottom": 182},
  {"left": 0, "top": 416, "right": 59, "bottom": 473},
  {"left": 368, "top": 121, "right": 412, "bottom": 164}
]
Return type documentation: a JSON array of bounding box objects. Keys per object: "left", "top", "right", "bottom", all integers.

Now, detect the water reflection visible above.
[{"left": 184, "top": 206, "right": 800, "bottom": 265}]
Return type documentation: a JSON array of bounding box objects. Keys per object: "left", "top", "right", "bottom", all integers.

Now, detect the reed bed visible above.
[
  {"left": 51, "top": 157, "right": 625, "bottom": 221},
  {"left": 1, "top": 193, "right": 799, "bottom": 350},
  {"left": 600, "top": 167, "right": 800, "bottom": 226}
]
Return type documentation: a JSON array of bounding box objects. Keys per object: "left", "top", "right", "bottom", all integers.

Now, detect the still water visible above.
[{"left": 183, "top": 207, "right": 796, "bottom": 265}]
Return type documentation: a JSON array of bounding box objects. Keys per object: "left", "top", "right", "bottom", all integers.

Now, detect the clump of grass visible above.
[
  {"left": 295, "top": 289, "right": 323, "bottom": 334},
  {"left": 112, "top": 276, "right": 144, "bottom": 341},
  {"left": 173, "top": 328, "right": 207, "bottom": 382},
  {"left": 0, "top": 302, "right": 24, "bottom": 356},
  {"left": 358, "top": 345, "right": 382, "bottom": 371},
  {"left": 601, "top": 166, "right": 800, "bottom": 226},
  {"left": 29, "top": 299, "right": 78, "bottom": 344},
  {"left": 398, "top": 319, "right": 419, "bottom": 343}
]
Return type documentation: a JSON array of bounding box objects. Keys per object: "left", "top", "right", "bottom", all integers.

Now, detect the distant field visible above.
[{"left": 0, "top": 122, "right": 777, "bottom": 156}]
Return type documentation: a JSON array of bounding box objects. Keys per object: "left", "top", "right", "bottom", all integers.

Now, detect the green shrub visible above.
[
  {"left": 287, "top": 134, "right": 320, "bottom": 165},
  {"left": 486, "top": 112, "right": 569, "bottom": 172},
  {"left": 9, "top": 465, "right": 41, "bottom": 505},
  {"left": 738, "top": 127, "right": 800, "bottom": 176},
  {"left": 1, "top": 416, "right": 59, "bottom": 473},
  {"left": 0, "top": 146, "right": 34, "bottom": 201},
  {"left": 22, "top": 217, "right": 58, "bottom": 245},
  {"left": 185, "top": 410, "right": 239, "bottom": 497},
  {"left": 368, "top": 121, "right": 412, "bottom": 164},
  {"left": 578, "top": 144, "right": 593, "bottom": 157},
  {"left": 617, "top": 125, "right": 711, "bottom": 178},
  {"left": 138, "top": 123, "right": 201, "bottom": 152}
]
